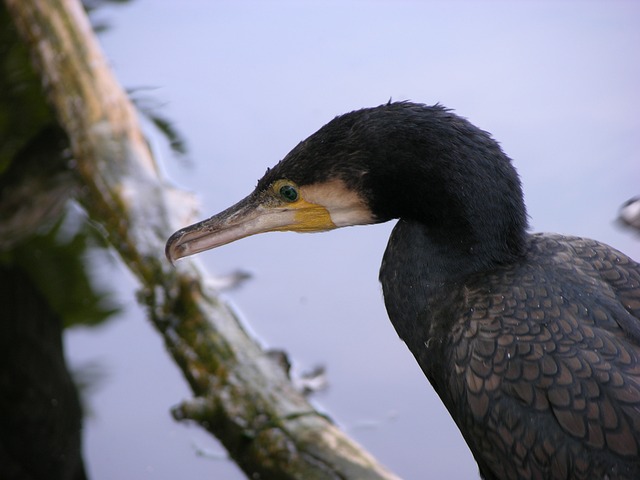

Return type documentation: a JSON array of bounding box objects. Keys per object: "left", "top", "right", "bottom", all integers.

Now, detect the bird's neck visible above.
[
  {"left": 364, "top": 109, "right": 529, "bottom": 267},
  {"left": 379, "top": 217, "right": 524, "bottom": 347},
  {"left": 380, "top": 218, "right": 486, "bottom": 297}
]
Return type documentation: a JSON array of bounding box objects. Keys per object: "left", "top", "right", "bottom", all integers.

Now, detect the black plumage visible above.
[{"left": 166, "top": 102, "right": 640, "bottom": 479}]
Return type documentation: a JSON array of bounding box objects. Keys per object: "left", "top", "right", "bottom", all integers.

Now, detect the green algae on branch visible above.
[{"left": 3, "top": 0, "right": 401, "bottom": 478}]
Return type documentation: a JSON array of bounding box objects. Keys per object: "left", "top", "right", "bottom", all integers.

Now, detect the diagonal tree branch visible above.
[{"left": 3, "top": 0, "right": 400, "bottom": 478}]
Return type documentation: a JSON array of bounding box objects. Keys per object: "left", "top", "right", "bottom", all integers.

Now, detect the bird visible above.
[
  {"left": 165, "top": 101, "right": 640, "bottom": 479},
  {"left": 619, "top": 196, "right": 640, "bottom": 233}
]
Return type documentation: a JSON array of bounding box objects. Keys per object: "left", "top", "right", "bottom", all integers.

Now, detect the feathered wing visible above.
[{"left": 448, "top": 235, "right": 640, "bottom": 480}]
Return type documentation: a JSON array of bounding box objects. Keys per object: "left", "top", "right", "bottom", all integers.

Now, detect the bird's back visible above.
[{"left": 382, "top": 229, "right": 640, "bottom": 479}]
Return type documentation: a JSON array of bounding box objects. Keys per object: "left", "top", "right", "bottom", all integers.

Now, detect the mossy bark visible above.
[{"left": 3, "top": 1, "right": 400, "bottom": 478}]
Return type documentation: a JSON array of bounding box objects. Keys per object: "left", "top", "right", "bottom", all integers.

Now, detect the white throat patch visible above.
[{"left": 301, "top": 180, "right": 375, "bottom": 227}]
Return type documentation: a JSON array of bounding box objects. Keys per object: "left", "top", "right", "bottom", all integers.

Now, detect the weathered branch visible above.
[{"left": 3, "top": 0, "right": 400, "bottom": 478}]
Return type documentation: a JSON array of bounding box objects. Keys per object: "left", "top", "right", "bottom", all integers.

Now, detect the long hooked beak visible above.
[{"left": 165, "top": 190, "right": 335, "bottom": 264}]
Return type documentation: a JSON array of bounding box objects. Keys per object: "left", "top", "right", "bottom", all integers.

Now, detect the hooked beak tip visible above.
[{"left": 165, "top": 231, "right": 185, "bottom": 265}]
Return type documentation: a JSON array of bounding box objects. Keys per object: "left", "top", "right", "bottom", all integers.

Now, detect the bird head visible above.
[
  {"left": 164, "top": 105, "right": 379, "bottom": 263},
  {"left": 165, "top": 101, "right": 527, "bottom": 264}
]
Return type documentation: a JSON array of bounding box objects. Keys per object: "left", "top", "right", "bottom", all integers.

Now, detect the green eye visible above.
[{"left": 279, "top": 184, "right": 299, "bottom": 202}]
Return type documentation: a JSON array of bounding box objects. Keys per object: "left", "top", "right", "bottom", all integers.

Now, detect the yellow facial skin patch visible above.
[{"left": 269, "top": 179, "right": 337, "bottom": 232}]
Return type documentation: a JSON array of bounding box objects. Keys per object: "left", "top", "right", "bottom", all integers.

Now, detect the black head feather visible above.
[{"left": 257, "top": 101, "right": 528, "bottom": 264}]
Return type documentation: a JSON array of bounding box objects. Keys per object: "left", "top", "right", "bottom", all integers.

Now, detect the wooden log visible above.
[{"left": 3, "top": 0, "right": 400, "bottom": 478}]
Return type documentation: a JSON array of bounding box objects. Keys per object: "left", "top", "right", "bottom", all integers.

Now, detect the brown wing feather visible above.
[{"left": 448, "top": 235, "right": 640, "bottom": 480}]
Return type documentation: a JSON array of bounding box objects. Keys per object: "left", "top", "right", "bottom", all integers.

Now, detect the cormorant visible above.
[{"left": 165, "top": 102, "right": 640, "bottom": 479}]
